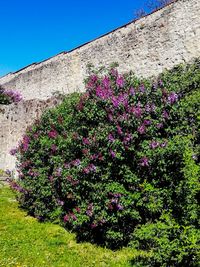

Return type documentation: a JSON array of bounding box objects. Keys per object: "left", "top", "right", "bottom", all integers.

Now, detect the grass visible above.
[{"left": 0, "top": 185, "right": 147, "bottom": 267}]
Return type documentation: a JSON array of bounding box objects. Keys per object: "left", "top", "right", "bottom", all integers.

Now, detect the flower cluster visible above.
[{"left": 0, "top": 86, "right": 23, "bottom": 104}]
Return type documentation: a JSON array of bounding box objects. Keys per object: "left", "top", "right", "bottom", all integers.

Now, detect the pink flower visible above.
[
  {"left": 64, "top": 215, "right": 69, "bottom": 222},
  {"left": 48, "top": 130, "right": 58, "bottom": 139},
  {"left": 83, "top": 137, "right": 90, "bottom": 145}
]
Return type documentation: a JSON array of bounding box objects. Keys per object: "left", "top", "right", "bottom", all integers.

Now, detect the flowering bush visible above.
[
  {"left": 0, "top": 85, "right": 22, "bottom": 104},
  {"left": 12, "top": 62, "right": 200, "bottom": 261}
]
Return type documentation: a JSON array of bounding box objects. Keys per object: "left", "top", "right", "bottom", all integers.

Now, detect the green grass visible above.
[{"left": 0, "top": 186, "right": 147, "bottom": 267}]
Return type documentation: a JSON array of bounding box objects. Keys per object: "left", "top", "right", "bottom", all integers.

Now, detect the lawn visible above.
[{"left": 0, "top": 184, "right": 146, "bottom": 267}]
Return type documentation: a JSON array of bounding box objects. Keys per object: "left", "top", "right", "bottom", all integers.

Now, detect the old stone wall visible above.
[
  {"left": 0, "top": 98, "right": 60, "bottom": 171},
  {"left": 0, "top": 0, "right": 200, "bottom": 171}
]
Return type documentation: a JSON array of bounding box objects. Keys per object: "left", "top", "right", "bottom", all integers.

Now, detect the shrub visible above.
[{"left": 12, "top": 62, "right": 200, "bottom": 263}]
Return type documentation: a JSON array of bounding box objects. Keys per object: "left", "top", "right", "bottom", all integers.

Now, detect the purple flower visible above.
[
  {"left": 96, "top": 85, "right": 112, "bottom": 100},
  {"left": 89, "top": 164, "right": 96, "bottom": 172},
  {"left": 156, "top": 123, "right": 163, "bottom": 129},
  {"left": 132, "top": 106, "right": 142, "bottom": 118},
  {"left": 140, "top": 157, "right": 149, "bottom": 167},
  {"left": 110, "top": 68, "right": 118, "bottom": 77},
  {"left": 9, "top": 147, "right": 17, "bottom": 156},
  {"left": 86, "top": 203, "right": 93, "bottom": 217},
  {"left": 116, "top": 204, "right": 123, "bottom": 211},
  {"left": 91, "top": 223, "right": 97, "bottom": 229},
  {"left": 159, "top": 79, "right": 164, "bottom": 87},
  {"left": 5, "top": 169, "right": 11, "bottom": 175},
  {"left": 129, "top": 87, "right": 135, "bottom": 96},
  {"left": 3, "top": 89, "right": 23, "bottom": 103},
  {"left": 64, "top": 215, "right": 69, "bottom": 222},
  {"left": 72, "top": 159, "right": 81, "bottom": 166},
  {"left": 83, "top": 167, "right": 90, "bottom": 174},
  {"left": 152, "top": 82, "right": 158, "bottom": 90},
  {"left": 57, "top": 199, "right": 64, "bottom": 206},
  {"left": 108, "top": 133, "right": 115, "bottom": 142},
  {"left": 160, "top": 141, "right": 167, "bottom": 148},
  {"left": 108, "top": 113, "right": 113, "bottom": 122},
  {"left": 83, "top": 137, "right": 90, "bottom": 145},
  {"left": 117, "top": 125, "right": 123, "bottom": 135},
  {"left": 70, "top": 213, "right": 77, "bottom": 221},
  {"left": 150, "top": 141, "right": 160, "bottom": 149},
  {"left": 102, "top": 76, "right": 110, "bottom": 88},
  {"left": 145, "top": 103, "right": 151, "bottom": 113},
  {"left": 168, "top": 92, "right": 178, "bottom": 104},
  {"left": 144, "top": 120, "right": 151, "bottom": 126},
  {"left": 110, "top": 150, "right": 116, "bottom": 158},
  {"left": 163, "top": 110, "right": 169, "bottom": 119},
  {"left": 139, "top": 84, "right": 145, "bottom": 93},
  {"left": 48, "top": 130, "right": 58, "bottom": 139},
  {"left": 137, "top": 124, "right": 146, "bottom": 134},
  {"left": 51, "top": 144, "right": 57, "bottom": 153},
  {"left": 123, "top": 133, "right": 132, "bottom": 145},
  {"left": 116, "top": 76, "right": 124, "bottom": 87}
]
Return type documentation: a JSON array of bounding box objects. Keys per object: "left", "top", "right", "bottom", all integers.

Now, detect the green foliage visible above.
[
  {"left": 0, "top": 186, "right": 143, "bottom": 267},
  {"left": 11, "top": 61, "right": 200, "bottom": 265}
]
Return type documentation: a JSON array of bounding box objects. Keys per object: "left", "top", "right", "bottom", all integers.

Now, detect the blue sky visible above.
[{"left": 0, "top": 0, "right": 148, "bottom": 77}]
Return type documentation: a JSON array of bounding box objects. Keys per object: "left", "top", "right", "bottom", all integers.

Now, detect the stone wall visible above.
[
  {"left": 0, "top": 98, "right": 60, "bottom": 171},
  {"left": 0, "top": 0, "right": 200, "bottom": 171}
]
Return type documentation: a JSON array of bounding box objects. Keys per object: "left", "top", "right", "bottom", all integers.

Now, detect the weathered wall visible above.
[
  {"left": 1, "top": 0, "right": 200, "bottom": 100},
  {"left": 0, "top": 0, "right": 200, "bottom": 171},
  {"left": 0, "top": 98, "right": 60, "bottom": 171}
]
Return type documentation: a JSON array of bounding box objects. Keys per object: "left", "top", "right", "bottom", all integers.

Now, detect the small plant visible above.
[{"left": 0, "top": 85, "right": 22, "bottom": 104}]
